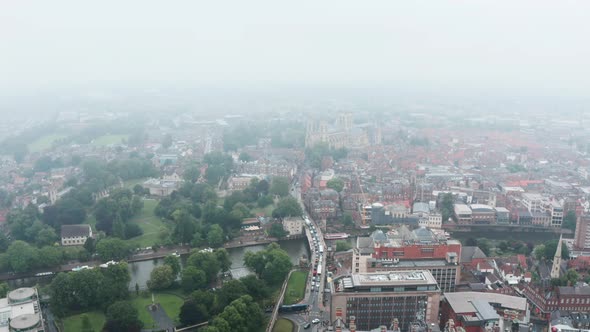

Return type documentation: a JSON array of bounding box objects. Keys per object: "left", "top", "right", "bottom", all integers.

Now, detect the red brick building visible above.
[{"left": 522, "top": 284, "right": 590, "bottom": 319}]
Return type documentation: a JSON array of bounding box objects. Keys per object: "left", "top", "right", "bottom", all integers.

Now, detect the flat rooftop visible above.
[
  {"left": 454, "top": 204, "right": 472, "bottom": 214},
  {"left": 346, "top": 270, "right": 438, "bottom": 288},
  {"left": 444, "top": 292, "right": 527, "bottom": 313},
  {"left": 368, "top": 258, "right": 451, "bottom": 267}
]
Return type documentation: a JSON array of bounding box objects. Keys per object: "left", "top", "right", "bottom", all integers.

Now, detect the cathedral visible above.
[{"left": 305, "top": 112, "right": 381, "bottom": 149}]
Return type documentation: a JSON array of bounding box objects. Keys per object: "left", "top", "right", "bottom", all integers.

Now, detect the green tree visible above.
[
  {"left": 544, "top": 239, "right": 570, "bottom": 260},
  {"left": 534, "top": 244, "right": 546, "bottom": 260},
  {"left": 96, "top": 238, "right": 130, "bottom": 261},
  {"left": 244, "top": 243, "right": 292, "bottom": 285},
  {"left": 477, "top": 238, "right": 491, "bottom": 256},
  {"left": 172, "top": 209, "right": 197, "bottom": 244},
  {"left": 132, "top": 184, "right": 145, "bottom": 196},
  {"left": 439, "top": 193, "right": 455, "bottom": 223},
  {"left": 562, "top": 211, "right": 577, "bottom": 231},
  {"left": 101, "top": 262, "right": 131, "bottom": 305},
  {"left": 205, "top": 165, "right": 226, "bottom": 185},
  {"left": 268, "top": 223, "right": 288, "bottom": 238},
  {"left": 0, "top": 233, "right": 9, "bottom": 252},
  {"left": 187, "top": 251, "right": 221, "bottom": 283},
  {"left": 38, "top": 246, "right": 63, "bottom": 268},
  {"left": 270, "top": 177, "right": 290, "bottom": 197},
  {"left": 207, "top": 224, "right": 224, "bottom": 247},
  {"left": 104, "top": 301, "right": 143, "bottom": 332},
  {"left": 214, "top": 295, "right": 264, "bottom": 332},
  {"left": 83, "top": 237, "right": 96, "bottom": 254},
  {"left": 181, "top": 266, "right": 207, "bottom": 292},
  {"left": 179, "top": 299, "right": 209, "bottom": 326},
  {"left": 215, "top": 248, "right": 232, "bottom": 272},
  {"left": 327, "top": 178, "right": 345, "bottom": 192},
  {"left": 147, "top": 265, "right": 175, "bottom": 291},
  {"left": 272, "top": 197, "right": 303, "bottom": 218},
  {"left": 257, "top": 195, "right": 273, "bottom": 208},
  {"left": 164, "top": 255, "right": 181, "bottom": 278},
  {"left": 342, "top": 212, "right": 354, "bottom": 228},
  {"left": 183, "top": 165, "right": 201, "bottom": 183},
  {"left": 335, "top": 240, "right": 352, "bottom": 252},
  {"left": 0, "top": 283, "right": 8, "bottom": 298},
  {"left": 7, "top": 241, "right": 38, "bottom": 272},
  {"left": 216, "top": 280, "right": 247, "bottom": 310},
  {"left": 240, "top": 275, "right": 270, "bottom": 302},
  {"left": 36, "top": 227, "right": 58, "bottom": 247}
]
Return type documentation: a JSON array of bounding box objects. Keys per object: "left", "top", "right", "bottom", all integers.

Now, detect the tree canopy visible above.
[
  {"left": 272, "top": 197, "right": 303, "bottom": 218},
  {"left": 326, "top": 177, "right": 345, "bottom": 193},
  {"left": 244, "top": 243, "right": 292, "bottom": 285},
  {"left": 270, "top": 177, "right": 290, "bottom": 197}
]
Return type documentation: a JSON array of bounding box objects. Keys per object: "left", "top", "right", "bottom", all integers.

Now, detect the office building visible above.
[{"left": 330, "top": 271, "right": 440, "bottom": 331}]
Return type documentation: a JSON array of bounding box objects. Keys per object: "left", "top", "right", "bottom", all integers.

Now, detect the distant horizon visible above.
[{"left": 2, "top": 1, "right": 590, "bottom": 103}]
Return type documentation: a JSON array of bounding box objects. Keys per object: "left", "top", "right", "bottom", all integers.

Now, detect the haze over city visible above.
[
  {"left": 2, "top": 1, "right": 590, "bottom": 108},
  {"left": 1, "top": 2, "right": 590, "bottom": 332}
]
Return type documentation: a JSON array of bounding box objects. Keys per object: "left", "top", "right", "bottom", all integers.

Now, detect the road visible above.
[{"left": 285, "top": 180, "right": 330, "bottom": 332}]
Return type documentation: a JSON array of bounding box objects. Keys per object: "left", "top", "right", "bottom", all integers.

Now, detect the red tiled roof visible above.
[{"left": 517, "top": 254, "right": 528, "bottom": 269}]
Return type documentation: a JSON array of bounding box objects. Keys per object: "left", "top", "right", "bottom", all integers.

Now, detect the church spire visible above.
[{"left": 550, "top": 234, "right": 563, "bottom": 279}]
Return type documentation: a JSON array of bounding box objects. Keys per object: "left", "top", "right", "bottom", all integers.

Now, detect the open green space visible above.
[
  {"left": 252, "top": 203, "right": 275, "bottom": 217},
  {"left": 273, "top": 318, "right": 295, "bottom": 332},
  {"left": 124, "top": 177, "right": 149, "bottom": 189},
  {"left": 128, "top": 199, "right": 166, "bottom": 247},
  {"left": 27, "top": 134, "right": 67, "bottom": 153},
  {"left": 131, "top": 292, "right": 184, "bottom": 327},
  {"left": 62, "top": 310, "right": 106, "bottom": 332},
  {"left": 91, "top": 134, "right": 129, "bottom": 146},
  {"left": 283, "top": 270, "right": 308, "bottom": 305}
]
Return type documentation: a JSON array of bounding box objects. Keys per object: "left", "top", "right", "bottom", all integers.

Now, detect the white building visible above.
[
  {"left": 283, "top": 218, "right": 303, "bottom": 236},
  {"left": 61, "top": 224, "right": 92, "bottom": 246},
  {"left": 0, "top": 287, "right": 44, "bottom": 332}
]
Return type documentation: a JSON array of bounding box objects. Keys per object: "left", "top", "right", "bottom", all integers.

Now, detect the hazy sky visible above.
[{"left": 2, "top": 1, "right": 589, "bottom": 97}]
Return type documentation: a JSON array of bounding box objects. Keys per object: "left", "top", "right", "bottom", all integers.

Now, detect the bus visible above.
[
  {"left": 279, "top": 304, "right": 308, "bottom": 313},
  {"left": 317, "top": 263, "right": 322, "bottom": 275},
  {"left": 319, "top": 244, "right": 324, "bottom": 254}
]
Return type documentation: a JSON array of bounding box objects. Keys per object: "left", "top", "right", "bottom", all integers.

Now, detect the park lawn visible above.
[
  {"left": 251, "top": 203, "right": 275, "bottom": 217},
  {"left": 27, "top": 134, "right": 67, "bottom": 153},
  {"left": 62, "top": 310, "right": 106, "bottom": 332},
  {"left": 131, "top": 292, "right": 184, "bottom": 327},
  {"left": 283, "top": 270, "right": 308, "bottom": 305},
  {"left": 273, "top": 318, "right": 294, "bottom": 332},
  {"left": 91, "top": 134, "right": 129, "bottom": 146},
  {"left": 124, "top": 177, "right": 149, "bottom": 189},
  {"left": 128, "top": 199, "right": 166, "bottom": 247}
]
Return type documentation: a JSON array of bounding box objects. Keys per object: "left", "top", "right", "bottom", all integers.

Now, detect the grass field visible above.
[
  {"left": 283, "top": 270, "right": 308, "bottom": 305},
  {"left": 62, "top": 311, "right": 106, "bottom": 332},
  {"left": 251, "top": 203, "right": 275, "bottom": 217},
  {"left": 91, "top": 134, "right": 129, "bottom": 146},
  {"left": 124, "top": 177, "right": 149, "bottom": 189},
  {"left": 128, "top": 199, "right": 166, "bottom": 247},
  {"left": 27, "top": 134, "right": 67, "bottom": 153},
  {"left": 273, "top": 318, "right": 295, "bottom": 332},
  {"left": 131, "top": 292, "right": 184, "bottom": 327}
]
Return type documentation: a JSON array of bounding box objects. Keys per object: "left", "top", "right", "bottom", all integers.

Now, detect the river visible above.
[{"left": 129, "top": 238, "right": 310, "bottom": 290}]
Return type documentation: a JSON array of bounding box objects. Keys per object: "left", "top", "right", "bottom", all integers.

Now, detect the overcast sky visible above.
[{"left": 1, "top": 0, "right": 589, "bottom": 98}]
